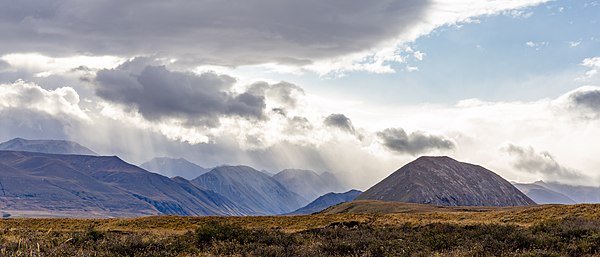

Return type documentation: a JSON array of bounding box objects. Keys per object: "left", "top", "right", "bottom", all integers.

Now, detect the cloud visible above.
[
  {"left": 569, "top": 40, "right": 582, "bottom": 47},
  {"left": 524, "top": 41, "right": 548, "bottom": 50},
  {"left": 248, "top": 81, "right": 305, "bottom": 109},
  {"left": 0, "top": 109, "right": 73, "bottom": 141},
  {"left": 0, "top": 80, "right": 88, "bottom": 121},
  {"left": 95, "top": 58, "right": 265, "bottom": 127},
  {"left": 560, "top": 86, "right": 600, "bottom": 118},
  {"left": 503, "top": 144, "right": 586, "bottom": 183},
  {"left": 0, "top": 0, "right": 547, "bottom": 74},
  {"left": 0, "top": 0, "right": 429, "bottom": 66},
  {"left": 377, "top": 128, "right": 455, "bottom": 155},
  {"left": 323, "top": 114, "right": 356, "bottom": 134},
  {"left": 581, "top": 57, "right": 600, "bottom": 79},
  {"left": 0, "top": 59, "right": 9, "bottom": 71}
]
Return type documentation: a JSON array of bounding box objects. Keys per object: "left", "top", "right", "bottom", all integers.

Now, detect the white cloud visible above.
[
  {"left": 525, "top": 41, "right": 549, "bottom": 50},
  {"left": 580, "top": 57, "right": 600, "bottom": 79},
  {"left": 569, "top": 40, "right": 582, "bottom": 47},
  {"left": 1, "top": 53, "right": 124, "bottom": 77},
  {"left": 413, "top": 51, "right": 426, "bottom": 61},
  {"left": 406, "top": 66, "right": 419, "bottom": 72},
  {"left": 0, "top": 80, "right": 89, "bottom": 121}
]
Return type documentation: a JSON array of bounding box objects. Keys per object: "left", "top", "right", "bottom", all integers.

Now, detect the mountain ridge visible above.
[
  {"left": 141, "top": 157, "right": 209, "bottom": 180},
  {"left": 288, "top": 189, "right": 362, "bottom": 215},
  {"left": 192, "top": 165, "right": 308, "bottom": 215},
  {"left": 0, "top": 138, "right": 97, "bottom": 155},
  {"left": 272, "top": 169, "right": 346, "bottom": 202}
]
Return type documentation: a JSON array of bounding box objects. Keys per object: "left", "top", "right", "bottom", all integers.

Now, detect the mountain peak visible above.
[
  {"left": 141, "top": 157, "right": 208, "bottom": 180},
  {"left": 357, "top": 156, "right": 536, "bottom": 206},
  {"left": 273, "top": 168, "right": 346, "bottom": 202},
  {"left": 192, "top": 165, "right": 307, "bottom": 215},
  {"left": 0, "top": 138, "right": 97, "bottom": 155}
]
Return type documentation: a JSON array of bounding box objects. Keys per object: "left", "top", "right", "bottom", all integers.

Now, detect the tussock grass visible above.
[{"left": 2, "top": 203, "right": 600, "bottom": 256}]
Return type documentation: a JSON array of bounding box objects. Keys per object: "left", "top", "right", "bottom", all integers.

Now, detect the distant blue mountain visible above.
[
  {"left": 524, "top": 181, "right": 600, "bottom": 204},
  {"left": 273, "top": 169, "right": 346, "bottom": 202},
  {"left": 289, "top": 190, "right": 362, "bottom": 215},
  {"left": 513, "top": 182, "right": 576, "bottom": 204},
  {"left": 141, "top": 157, "right": 209, "bottom": 180},
  {"left": 192, "top": 166, "right": 308, "bottom": 215}
]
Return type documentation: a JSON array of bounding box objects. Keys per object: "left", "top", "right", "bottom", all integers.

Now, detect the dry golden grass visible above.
[
  {"left": 2, "top": 202, "right": 600, "bottom": 256},
  {"left": 2, "top": 201, "right": 600, "bottom": 234}
]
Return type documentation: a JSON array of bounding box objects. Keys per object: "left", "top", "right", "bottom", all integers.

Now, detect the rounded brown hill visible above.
[{"left": 356, "top": 156, "right": 536, "bottom": 206}]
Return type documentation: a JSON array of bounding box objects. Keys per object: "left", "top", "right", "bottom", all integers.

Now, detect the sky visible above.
[{"left": 1, "top": 0, "right": 599, "bottom": 189}]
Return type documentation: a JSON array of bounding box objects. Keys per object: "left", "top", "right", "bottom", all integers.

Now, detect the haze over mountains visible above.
[
  {"left": 192, "top": 166, "right": 308, "bottom": 215},
  {"left": 141, "top": 157, "right": 209, "bottom": 180},
  {"left": 513, "top": 182, "right": 576, "bottom": 204},
  {"left": 273, "top": 169, "right": 346, "bottom": 202},
  {"left": 524, "top": 181, "right": 600, "bottom": 204},
  {"left": 2, "top": 138, "right": 600, "bottom": 218}
]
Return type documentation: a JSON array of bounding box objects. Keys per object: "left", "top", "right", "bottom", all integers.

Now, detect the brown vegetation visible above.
[{"left": 2, "top": 202, "right": 600, "bottom": 256}]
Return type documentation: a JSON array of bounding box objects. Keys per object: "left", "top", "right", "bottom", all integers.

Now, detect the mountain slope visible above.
[
  {"left": 192, "top": 166, "right": 308, "bottom": 215},
  {"left": 141, "top": 157, "right": 209, "bottom": 180},
  {"left": 535, "top": 181, "right": 600, "bottom": 203},
  {"left": 0, "top": 151, "right": 247, "bottom": 217},
  {"left": 0, "top": 138, "right": 97, "bottom": 155},
  {"left": 289, "top": 189, "right": 362, "bottom": 215},
  {"left": 273, "top": 169, "right": 345, "bottom": 202},
  {"left": 513, "top": 182, "right": 576, "bottom": 204},
  {"left": 356, "top": 156, "right": 536, "bottom": 206}
]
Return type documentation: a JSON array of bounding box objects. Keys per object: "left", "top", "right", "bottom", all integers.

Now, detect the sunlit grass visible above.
[{"left": 2, "top": 202, "right": 600, "bottom": 256}]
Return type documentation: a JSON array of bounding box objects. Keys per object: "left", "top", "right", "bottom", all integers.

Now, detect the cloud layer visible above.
[
  {"left": 0, "top": 0, "right": 429, "bottom": 66},
  {"left": 0, "top": 0, "right": 547, "bottom": 74}
]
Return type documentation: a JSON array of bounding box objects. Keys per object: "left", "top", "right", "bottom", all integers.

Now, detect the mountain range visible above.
[
  {"left": 141, "top": 157, "right": 209, "bottom": 180},
  {"left": 0, "top": 150, "right": 249, "bottom": 217},
  {"left": 512, "top": 182, "right": 576, "bottom": 204},
  {"left": 0, "top": 138, "right": 97, "bottom": 155},
  {"left": 192, "top": 166, "right": 308, "bottom": 215},
  {"left": 3, "top": 138, "right": 600, "bottom": 218},
  {"left": 515, "top": 181, "right": 600, "bottom": 204},
  {"left": 272, "top": 169, "right": 346, "bottom": 202},
  {"left": 357, "top": 156, "right": 536, "bottom": 206},
  {"left": 288, "top": 189, "right": 362, "bottom": 215}
]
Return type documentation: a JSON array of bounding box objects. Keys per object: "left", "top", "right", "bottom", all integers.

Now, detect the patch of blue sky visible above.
[{"left": 237, "top": 0, "right": 599, "bottom": 106}]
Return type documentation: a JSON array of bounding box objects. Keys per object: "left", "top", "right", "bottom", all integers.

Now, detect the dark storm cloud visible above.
[
  {"left": 503, "top": 144, "right": 585, "bottom": 181},
  {"left": 95, "top": 58, "right": 265, "bottom": 126},
  {"left": 377, "top": 128, "right": 455, "bottom": 155},
  {"left": 0, "top": 0, "right": 430, "bottom": 65},
  {"left": 568, "top": 88, "right": 600, "bottom": 113},
  {"left": 323, "top": 114, "right": 356, "bottom": 134}
]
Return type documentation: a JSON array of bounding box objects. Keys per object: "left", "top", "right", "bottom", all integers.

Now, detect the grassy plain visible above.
[{"left": 2, "top": 201, "right": 600, "bottom": 256}]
